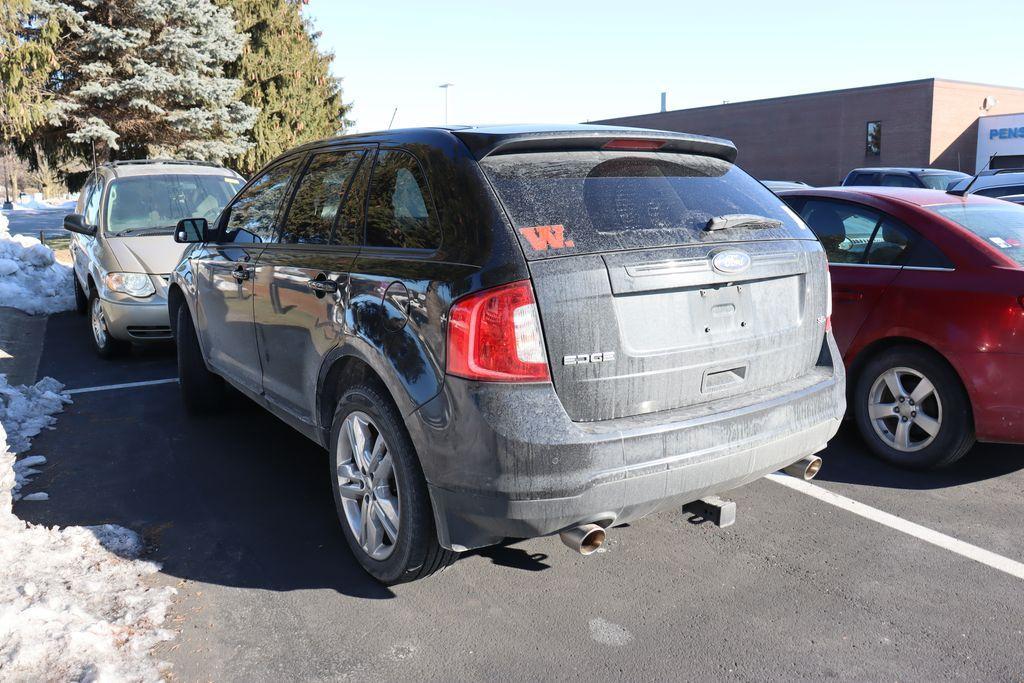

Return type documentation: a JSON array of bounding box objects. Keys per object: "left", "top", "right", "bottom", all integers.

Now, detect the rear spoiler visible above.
[{"left": 453, "top": 128, "right": 738, "bottom": 164}]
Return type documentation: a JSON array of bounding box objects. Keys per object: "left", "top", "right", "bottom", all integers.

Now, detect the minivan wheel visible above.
[
  {"left": 329, "top": 383, "right": 457, "bottom": 584},
  {"left": 853, "top": 346, "right": 975, "bottom": 469},
  {"left": 89, "top": 290, "right": 128, "bottom": 359},
  {"left": 73, "top": 276, "right": 87, "bottom": 315},
  {"left": 175, "top": 304, "right": 225, "bottom": 414}
]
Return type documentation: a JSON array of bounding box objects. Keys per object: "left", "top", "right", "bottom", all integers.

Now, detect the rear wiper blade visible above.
[{"left": 705, "top": 214, "right": 783, "bottom": 232}]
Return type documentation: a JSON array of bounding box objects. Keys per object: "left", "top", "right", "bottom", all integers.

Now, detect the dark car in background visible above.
[
  {"left": 780, "top": 186, "right": 1024, "bottom": 469},
  {"left": 842, "top": 167, "right": 970, "bottom": 190},
  {"left": 167, "top": 124, "right": 845, "bottom": 584}
]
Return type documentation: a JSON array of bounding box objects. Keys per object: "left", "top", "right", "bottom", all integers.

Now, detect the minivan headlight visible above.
[{"left": 104, "top": 272, "right": 156, "bottom": 297}]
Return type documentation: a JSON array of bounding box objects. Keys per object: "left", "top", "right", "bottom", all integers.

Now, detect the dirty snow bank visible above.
[
  {"left": 0, "top": 376, "right": 177, "bottom": 681},
  {"left": 0, "top": 212, "right": 75, "bottom": 315}
]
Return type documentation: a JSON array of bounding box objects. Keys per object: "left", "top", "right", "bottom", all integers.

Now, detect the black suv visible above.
[
  {"left": 169, "top": 125, "right": 845, "bottom": 584},
  {"left": 842, "top": 167, "right": 969, "bottom": 190}
]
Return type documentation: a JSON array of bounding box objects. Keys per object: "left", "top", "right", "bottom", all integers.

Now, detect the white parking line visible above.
[
  {"left": 66, "top": 378, "right": 178, "bottom": 395},
  {"left": 766, "top": 472, "right": 1024, "bottom": 581}
]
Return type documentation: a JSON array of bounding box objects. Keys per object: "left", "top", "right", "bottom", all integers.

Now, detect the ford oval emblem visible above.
[{"left": 711, "top": 250, "right": 751, "bottom": 275}]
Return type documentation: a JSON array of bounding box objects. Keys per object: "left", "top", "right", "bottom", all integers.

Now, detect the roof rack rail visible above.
[{"left": 107, "top": 158, "right": 223, "bottom": 168}]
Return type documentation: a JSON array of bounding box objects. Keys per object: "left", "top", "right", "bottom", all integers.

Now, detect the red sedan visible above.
[{"left": 779, "top": 187, "right": 1024, "bottom": 469}]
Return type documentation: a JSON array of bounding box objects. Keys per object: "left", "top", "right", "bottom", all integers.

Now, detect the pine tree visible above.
[
  {"left": 36, "top": 0, "right": 257, "bottom": 162},
  {"left": 0, "top": 0, "right": 59, "bottom": 141},
  {"left": 218, "top": 0, "right": 349, "bottom": 175}
]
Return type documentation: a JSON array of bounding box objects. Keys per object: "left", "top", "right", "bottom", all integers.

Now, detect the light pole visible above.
[{"left": 438, "top": 83, "right": 454, "bottom": 126}]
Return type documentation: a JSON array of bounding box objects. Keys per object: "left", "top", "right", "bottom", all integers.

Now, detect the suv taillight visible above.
[
  {"left": 825, "top": 263, "right": 833, "bottom": 332},
  {"left": 446, "top": 280, "right": 551, "bottom": 382}
]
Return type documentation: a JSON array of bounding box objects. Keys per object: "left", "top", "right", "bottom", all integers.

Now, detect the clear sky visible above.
[{"left": 305, "top": 0, "right": 1024, "bottom": 134}]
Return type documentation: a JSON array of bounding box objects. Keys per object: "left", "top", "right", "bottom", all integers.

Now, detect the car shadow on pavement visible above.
[
  {"left": 470, "top": 541, "right": 551, "bottom": 572},
  {"left": 18, "top": 388, "right": 396, "bottom": 600},
  {"left": 815, "top": 422, "right": 1024, "bottom": 490}
]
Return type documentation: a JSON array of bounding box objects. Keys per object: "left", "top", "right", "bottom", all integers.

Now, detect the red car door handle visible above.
[{"left": 833, "top": 291, "right": 864, "bottom": 302}]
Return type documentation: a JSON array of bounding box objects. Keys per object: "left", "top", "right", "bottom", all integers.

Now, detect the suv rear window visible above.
[
  {"left": 930, "top": 203, "right": 1024, "bottom": 265},
  {"left": 481, "top": 151, "right": 807, "bottom": 259}
]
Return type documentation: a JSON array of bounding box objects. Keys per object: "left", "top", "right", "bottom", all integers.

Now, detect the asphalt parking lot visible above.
[{"left": 16, "top": 311, "right": 1024, "bottom": 681}]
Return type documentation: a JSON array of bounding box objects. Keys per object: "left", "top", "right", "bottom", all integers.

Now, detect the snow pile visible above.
[
  {"left": 0, "top": 377, "right": 177, "bottom": 681},
  {"left": 0, "top": 376, "right": 70, "bottom": 458},
  {"left": 0, "top": 213, "right": 75, "bottom": 315}
]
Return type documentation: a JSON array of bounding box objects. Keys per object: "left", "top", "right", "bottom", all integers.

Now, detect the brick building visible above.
[{"left": 594, "top": 79, "right": 1024, "bottom": 186}]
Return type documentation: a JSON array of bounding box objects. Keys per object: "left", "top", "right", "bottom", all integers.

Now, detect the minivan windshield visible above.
[
  {"left": 929, "top": 202, "right": 1024, "bottom": 265},
  {"left": 105, "top": 174, "right": 241, "bottom": 235},
  {"left": 481, "top": 151, "right": 808, "bottom": 259},
  {"left": 919, "top": 173, "right": 969, "bottom": 190}
]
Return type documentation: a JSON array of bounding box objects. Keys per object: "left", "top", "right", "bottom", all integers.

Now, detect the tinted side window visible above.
[
  {"left": 865, "top": 219, "right": 911, "bottom": 264},
  {"left": 280, "top": 149, "right": 365, "bottom": 244},
  {"left": 976, "top": 184, "right": 1024, "bottom": 198},
  {"left": 881, "top": 174, "right": 917, "bottom": 188},
  {"left": 222, "top": 157, "right": 301, "bottom": 243},
  {"left": 847, "top": 172, "right": 879, "bottom": 186},
  {"left": 365, "top": 150, "right": 440, "bottom": 249},
  {"left": 866, "top": 219, "right": 952, "bottom": 268},
  {"left": 335, "top": 152, "right": 372, "bottom": 246},
  {"left": 800, "top": 199, "right": 879, "bottom": 264}
]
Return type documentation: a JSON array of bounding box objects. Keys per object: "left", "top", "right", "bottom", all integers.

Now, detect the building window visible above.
[{"left": 866, "top": 121, "right": 882, "bottom": 156}]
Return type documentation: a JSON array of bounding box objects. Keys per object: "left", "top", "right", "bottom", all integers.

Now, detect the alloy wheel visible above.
[
  {"left": 867, "top": 366, "right": 942, "bottom": 452},
  {"left": 90, "top": 297, "right": 108, "bottom": 348},
  {"left": 335, "top": 411, "right": 401, "bottom": 560}
]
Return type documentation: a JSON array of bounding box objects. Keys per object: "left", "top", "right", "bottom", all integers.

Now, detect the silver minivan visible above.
[{"left": 64, "top": 160, "right": 243, "bottom": 357}]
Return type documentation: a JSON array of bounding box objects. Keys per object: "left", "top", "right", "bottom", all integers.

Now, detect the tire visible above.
[
  {"left": 88, "top": 289, "right": 128, "bottom": 359},
  {"left": 853, "top": 346, "right": 975, "bottom": 469},
  {"left": 175, "top": 304, "right": 225, "bottom": 414},
  {"left": 329, "top": 382, "right": 457, "bottom": 585},
  {"left": 73, "top": 275, "right": 88, "bottom": 315}
]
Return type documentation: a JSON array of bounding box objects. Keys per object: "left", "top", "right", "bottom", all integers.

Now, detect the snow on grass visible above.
[
  {"left": 7, "top": 196, "right": 77, "bottom": 212},
  {"left": 0, "top": 213, "right": 75, "bottom": 315},
  {"left": 0, "top": 375, "right": 177, "bottom": 680}
]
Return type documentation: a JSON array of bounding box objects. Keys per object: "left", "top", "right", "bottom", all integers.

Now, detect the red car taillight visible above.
[{"left": 446, "top": 280, "right": 551, "bottom": 382}]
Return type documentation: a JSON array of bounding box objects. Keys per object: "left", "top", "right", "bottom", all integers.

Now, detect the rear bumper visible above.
[
  {"left": 950, "top": 350, "right": 1024, "bottom": 444},
  {"left": 411, "top": 335, "right": 846, "bottom": 551},
  {"left": 100, "top": 295, "right": 172, "bottom": 341}
]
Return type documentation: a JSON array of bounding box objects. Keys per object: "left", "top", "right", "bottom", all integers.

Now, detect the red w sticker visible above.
[{"left": 518, "top": 224, "right": 575, "bottom": 251}]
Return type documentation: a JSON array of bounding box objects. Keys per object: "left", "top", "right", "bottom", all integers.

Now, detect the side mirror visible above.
[
  {"left": 175, "top": 217, "right": 211, "bottom": 243},
  {"left": 63, "top": 213, "right": 97, "bottom": 236}
]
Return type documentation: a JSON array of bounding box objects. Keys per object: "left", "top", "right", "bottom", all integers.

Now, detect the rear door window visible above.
[
  {"left": 847, "top": 172, "right": 879, "bottom": 186},
  {"left": 865, "top": 219, "right": 951, "bottom": 267},
  {"left": 975, "top": 184, "right": 1024, "bottom": 198},
  {"left": 365, "top": 150, "right": 440, "bottom": 250},
  {"left": 798, "top": 199, "right": 879, "bottom": 264},
  {"left": 881, "top": 174, "right": 917, "bottom": 187},
  {"left": 279, "top": 149, "right": 365, "bottom": 245},
  {"left": 481, "top": 151, "right": 806, "bottom": 260}
]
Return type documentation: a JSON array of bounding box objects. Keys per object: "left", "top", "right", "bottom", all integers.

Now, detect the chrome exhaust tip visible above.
[
  {"left": 559, "top": 523, "right": 606, "bottom": 555},
  {"left": 784, "top": 455, "right": 823, "bottom": 481}
]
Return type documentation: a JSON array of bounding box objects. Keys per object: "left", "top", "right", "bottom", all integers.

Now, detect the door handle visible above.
[
  {"left": 306, "top": 277, "right": 338, "bottom": 293},
  {"left": 231, "top": 266, "right": 252, "bottom": 282}
]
